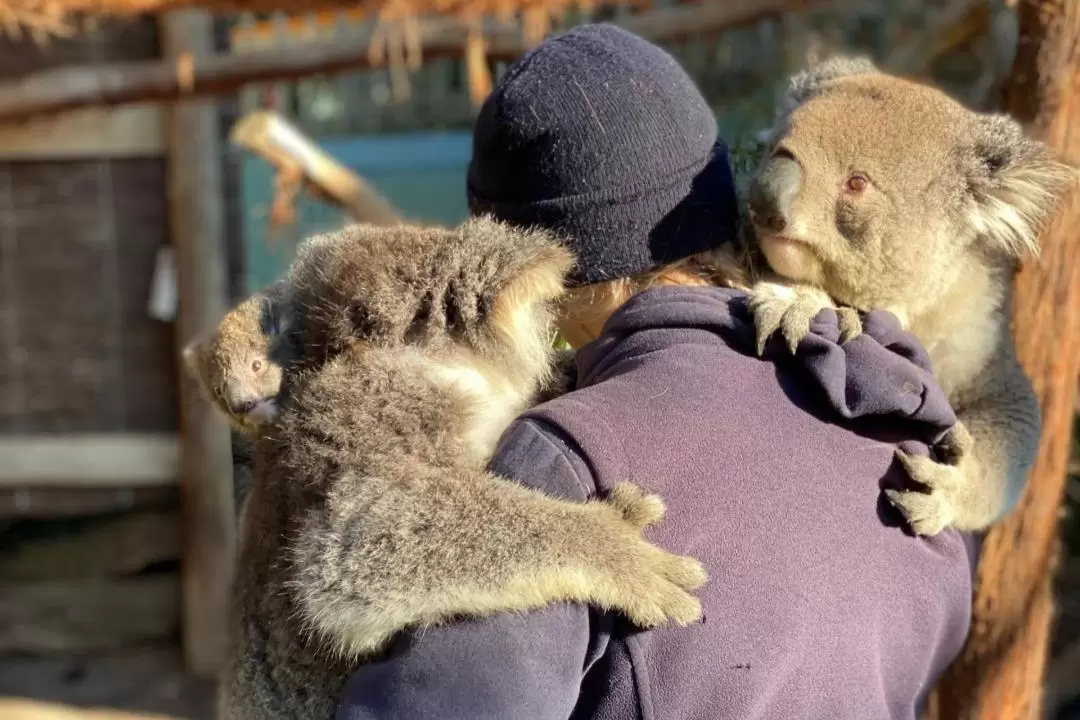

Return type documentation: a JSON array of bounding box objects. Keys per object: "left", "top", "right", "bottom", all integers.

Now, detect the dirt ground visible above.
[{"left": 0, "top": 644, "right": 214, "bottom": 720}]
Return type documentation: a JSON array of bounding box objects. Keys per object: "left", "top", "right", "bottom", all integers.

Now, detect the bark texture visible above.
[{"left": 929, "top": 1, "right": 1080, "bottom": 718}]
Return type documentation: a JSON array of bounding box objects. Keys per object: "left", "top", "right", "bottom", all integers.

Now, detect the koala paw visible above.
[
  {"left": 886, "top": 423, "right": 975, "bottom": 536},
  {"left": 747, "top": 282, "right": 861, "bottom": 355},
  {"left": 607, "top": 482, "right": 668, "bottom": 528},
  {"left": 598, "top": 483, "right": 708, "bottom": 627}
]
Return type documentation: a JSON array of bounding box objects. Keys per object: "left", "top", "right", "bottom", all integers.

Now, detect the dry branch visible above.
[
  {"left": 0, "top": 0, "right": 822, "bottom": 123},
  {"left": 927, "top": 1, "right": 1080, "bottom": 717},
  {"left": 231, "top": 109, "right": 402, "bottom": 225}
]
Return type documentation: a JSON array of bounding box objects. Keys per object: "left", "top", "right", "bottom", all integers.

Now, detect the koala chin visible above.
[{"left": 744, "top": 56, "right": 1073, "bottom": 536}]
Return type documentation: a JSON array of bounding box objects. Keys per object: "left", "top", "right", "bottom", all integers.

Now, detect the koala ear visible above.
[
  {"left": 964, "top": 114, "right": 1074, "bottom": 258},
  {"left": 180, "top": 338, "right": 217, "bottom": 404},
  {"left": 781, "top": 55, "right": 879, "bottom": 114},
  {"left": 461, "top": 216, "right": 574, "bottom": 338},
  {"left": 181, "top": 340, "right": 201, "bottom": 381}
]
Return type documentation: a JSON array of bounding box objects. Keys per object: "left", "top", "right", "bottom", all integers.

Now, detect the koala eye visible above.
[
  {"left": 845, "top": 173, "right": 870, "bottom": 195},
  {"left": 251, "top": 359, "right": 263, "bottom": 374}
]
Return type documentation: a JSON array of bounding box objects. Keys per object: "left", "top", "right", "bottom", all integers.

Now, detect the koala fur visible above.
[
  {"left": 181, "top": 280, "right": 291, "bottom": 435},
  {"left": 745, "top": 57, "right": 1074, "bottom": 535},
  {"left": 218, "top": 217, "right": 707, "bottom": 719}
]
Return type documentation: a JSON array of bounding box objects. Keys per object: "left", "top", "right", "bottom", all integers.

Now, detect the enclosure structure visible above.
[{"left": 0, "top": 1, "right": 1075, "bottom": 719}]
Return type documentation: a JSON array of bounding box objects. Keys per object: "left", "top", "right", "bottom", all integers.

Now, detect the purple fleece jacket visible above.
[{"left": 336, "top": 285, "right": 978, "bottom": 720}]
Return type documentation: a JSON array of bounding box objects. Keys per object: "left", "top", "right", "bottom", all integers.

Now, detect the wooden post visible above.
[
  {"left": 161, "top": 10, "right": 236, "bottom": 676},
  {"left": 929, "top": 1, "right": 1080, "bottom": 717}
]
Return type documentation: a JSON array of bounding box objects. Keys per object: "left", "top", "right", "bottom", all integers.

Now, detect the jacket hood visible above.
[{"left": 577, "top": 286, "right": 956, "bottom": 444}]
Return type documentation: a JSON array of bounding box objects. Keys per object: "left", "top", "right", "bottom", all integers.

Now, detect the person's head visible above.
[{"left": 467, "top": 23, "right": 744, "bottom": 347}]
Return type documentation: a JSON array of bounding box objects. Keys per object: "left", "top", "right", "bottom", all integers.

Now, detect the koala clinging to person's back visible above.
[
  {"left": 745, "top": 57, "right": 1073, "bottom": 536},
  {"left": 218, "top": 218, "right": 706, "bottom": 719}
]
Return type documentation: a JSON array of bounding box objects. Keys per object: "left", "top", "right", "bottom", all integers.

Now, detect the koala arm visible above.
[
  {"left": 334, "top": 419, "right": 601, "bottom": 719},
  {"left": 889, "top": 337, "right": 1040, "bottom": 535},
  {"left": 294, "top": 415, "right": 705, "bottom": 661}
]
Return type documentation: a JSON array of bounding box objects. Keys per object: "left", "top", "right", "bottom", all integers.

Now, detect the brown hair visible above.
[{"left": 556, "top": 245, "right": 753, "bottom": 348}]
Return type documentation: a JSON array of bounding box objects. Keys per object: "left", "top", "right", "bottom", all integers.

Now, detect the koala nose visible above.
[
  {"left": 748, "top": 154, "right": 802, "bottom": 234},
  {"left": 233, "top": 399, "right": 258, "bottom": 415}
]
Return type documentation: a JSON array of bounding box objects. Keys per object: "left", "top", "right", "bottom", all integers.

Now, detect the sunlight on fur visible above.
[
  {"left": 425, "top": 351, "right": 532, "bottom": 460},
  {"left": 968, "top": 160, "right": 1076, "bottom": 258}
]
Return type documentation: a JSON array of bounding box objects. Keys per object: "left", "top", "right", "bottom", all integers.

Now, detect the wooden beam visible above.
[
  {"left": 0, "top": 575, "right": 180, "bottom": 653},
  {"left": 0, "top": 0, "right": 824, "bottom": 124},
  {"left": 0, "top": 486, "right": 178, "bottom": 519},
  {"left": 0, "top": 104, "right": 164, "bottom": 159},
  {"left": 927, "top": 1, "right": 1080, "bottom": 718},
  {"left": 0, "top": 434, "right": 178, "bottom": 487},
  {"left": 0, "top": 510, "right": 179, "bottom": 582},
  {"left": 0, "top": 698, "right": 182, "bottom": 720},
  {"left": 162, "top": 9, "right": 236, "bottom": 677}
]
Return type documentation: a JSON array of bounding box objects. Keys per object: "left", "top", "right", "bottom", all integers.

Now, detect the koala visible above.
[
  {"left": 744, "top": 57, "right": 1073, "bottom": 536},
  {"left": 181, "top": 280, "right": 291, "bottom": 435},
  {"left": 219, "top": 218, "right": 707, "bottom": 719}
]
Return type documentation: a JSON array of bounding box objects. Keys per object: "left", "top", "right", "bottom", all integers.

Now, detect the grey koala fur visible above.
[
  {"left": 217, "top": 217, "right": 707, "bottom": 719},
  {"left": 744, "top": 56, "right": 1074, "bottom": 536}
]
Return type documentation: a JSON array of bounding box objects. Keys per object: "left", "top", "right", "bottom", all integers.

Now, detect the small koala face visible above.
[
  {"left": 218, "top": 345, "right": 283, "bottom": 427},
  {"left": 748, "top": 58, "right": 1070, "bottom": 313},
  {"left": 183, "top": 292, "right": 287, "bottom": 431}
]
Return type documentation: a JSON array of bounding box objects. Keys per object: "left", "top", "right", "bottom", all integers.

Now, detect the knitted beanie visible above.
[{"left": 467, "top": 23, "right": 739, "bottom": 287}]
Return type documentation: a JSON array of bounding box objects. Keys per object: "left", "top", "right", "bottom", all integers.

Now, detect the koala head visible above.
[
  {"left": 748, "top": 56, "right": 1073, "bottom": 314},
  {"left": 282, "top": 216, "right": 574, "bottom": 392},
  {"left": 182, "top": 291, "right": 288, "bottom": 432}
]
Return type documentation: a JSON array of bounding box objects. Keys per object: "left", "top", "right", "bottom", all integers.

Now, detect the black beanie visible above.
[{"left": 467, "top": 23, "right": 739, "bottom": 287}]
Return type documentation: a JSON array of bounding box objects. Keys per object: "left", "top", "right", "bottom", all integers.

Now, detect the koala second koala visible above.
[
  {"left": 744, "top": 57, "right": 1072, "bottom": 536},
  {"left": 218, "top": 218, "right": 706, "bottom": 719}
]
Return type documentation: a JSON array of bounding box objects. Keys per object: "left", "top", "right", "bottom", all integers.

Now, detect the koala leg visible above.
[
  {"left": 747, "top": 279, "right": 862, "bottom": 355},
  {"left": 887, "top": 348, "right": 1040, "bottom": 535},
  {"left": 293, "top": 475, "right": 707, "bottom": 660}
]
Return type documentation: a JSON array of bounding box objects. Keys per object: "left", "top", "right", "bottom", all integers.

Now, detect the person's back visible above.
[
  {"left": 335, "top": 23, "right": 976, "bottom": 720},
  {"left": 515, "top": 285, "right": 975, "bottom": 719}
]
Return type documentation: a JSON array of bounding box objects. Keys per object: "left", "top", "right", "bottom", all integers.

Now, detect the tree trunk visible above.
[{"left": 929, "top": 1, "right": 1080, "bottom": 718}]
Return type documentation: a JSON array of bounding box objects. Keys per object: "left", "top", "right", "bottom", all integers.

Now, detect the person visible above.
[{"left": 336, "top": 24, "right": 977, "bottom": 720}]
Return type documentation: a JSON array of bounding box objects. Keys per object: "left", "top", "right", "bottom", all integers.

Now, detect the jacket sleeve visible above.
[{"left": 335, "top": 417, "right": 599, "bottom": 720}]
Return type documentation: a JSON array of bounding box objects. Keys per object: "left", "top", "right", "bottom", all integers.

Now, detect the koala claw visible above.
[
  {"left": 836, "top": 307, "right": 864, "bottom": 345},
  {"left": 747, "top": 282, "right": 838, "bottom": 356},
  {"left": 616, "top": 543, "right": 708, "bottom": 628},
  {"left": 887, "top": 423, "right": 974, "bottom": 536}
]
